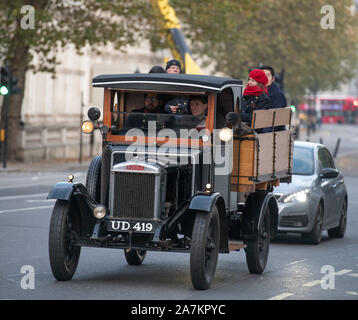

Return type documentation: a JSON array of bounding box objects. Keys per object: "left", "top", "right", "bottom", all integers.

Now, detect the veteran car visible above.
[{"left": 48, "top": 73, "right": 293, "bottom": 290}]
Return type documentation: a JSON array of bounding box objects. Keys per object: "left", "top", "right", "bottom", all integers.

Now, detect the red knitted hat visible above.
[{"left": 249, "top": 69, "right": 268, "bottom": 86}]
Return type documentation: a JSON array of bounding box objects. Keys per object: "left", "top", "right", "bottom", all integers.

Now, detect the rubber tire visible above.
[
  {"left": 124, "top": 250, "right": 147, "bottom": 265},
  {"left": 245, "top": 207, "right": 271, "bottom": 274},
  {"left": 302, "top": 203, "right": 323, "bottom": 245},
  {"left": 49, "top": 200, "right": 81, "bottom": 281},
  {"left": 86, "top": 155, "right": 101, "bottom": 203},
  {"left": 190, "top": 206, "right": 220, "bottom": 290},
  {"left": 328, "top": 200, "right": 347, "bottom": 238}
]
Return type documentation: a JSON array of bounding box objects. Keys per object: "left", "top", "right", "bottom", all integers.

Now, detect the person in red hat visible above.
[{"left": 241, "top": 69, "right": 272, "bottom": 125}]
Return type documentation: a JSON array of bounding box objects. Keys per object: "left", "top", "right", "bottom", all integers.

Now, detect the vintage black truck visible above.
[{"left": 48, "top": 73, "right": 293, "bottom": 290}]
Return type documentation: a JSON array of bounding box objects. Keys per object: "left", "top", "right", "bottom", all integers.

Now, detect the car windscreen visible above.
[
  {"left": 292, "top": 146, "right": 314, "bottom": 175},
  {"left": 111, "top": 112, "right": 207, "bottom": 136}
]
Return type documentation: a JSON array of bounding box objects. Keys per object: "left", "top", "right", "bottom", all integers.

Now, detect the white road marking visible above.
[
  {"left": 0, "top": 193, "right": 48, "bottom": 201},
  {"left": 0, "top": 205, "right": 53, "bottom": 214},
  {"left": 303, "top": 280, "right": 321, "bottom": 287},
  {"left": 346, "top": 291, "right": 358, "bottom": 296},
  {"left": 268, "top": 293, "right": 294, "bottom": 300},
  {"left": 286, "top": 259, "right": 305, "bottom": 266},
  {"left": 27, "top": 199, "right": 55, "bottom": 203},
  {"left": 347, "top": 273, "right": 358, "bottom": 277},
  {"left": 0, "top": 183, "right": 49, "bottom": 190},
  {"left": 334, "top": 269, "right": 352, "bottom": 276}
]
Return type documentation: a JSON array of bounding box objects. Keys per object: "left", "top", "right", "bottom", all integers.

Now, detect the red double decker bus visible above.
[{"left": 299, "top": 96, "right": 358, "bottom": 124}]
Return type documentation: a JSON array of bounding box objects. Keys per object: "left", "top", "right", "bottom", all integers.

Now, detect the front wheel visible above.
[
  {"left": 245, "top": 207, "right": 271, "bottom": 274},
  {"left": 302, "top": 203, "right": 323, "bottom": 245},
  {"left": 124, "top": 250, "right": 147, "bottom": 265},
  {"left": 49, "top": 200, "right": 81, "bottom": 281},
  {"left": 190, "top": 206, "right": 220, "bottom": 290},
  {"left": 328, "top": 200, "right": 347, "bottom": 238}
]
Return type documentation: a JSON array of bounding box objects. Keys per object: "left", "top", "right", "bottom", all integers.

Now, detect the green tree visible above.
[
  {"left": 172, "top": 0, "right": 358, "bottom": 98},
  {"left": 0, "top": 0, "right": 161, "bottom": 160}
]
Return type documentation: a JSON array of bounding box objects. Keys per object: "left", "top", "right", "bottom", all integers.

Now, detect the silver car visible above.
[{"left": 274, "top": 141, "right": 348, "bottom": 244}]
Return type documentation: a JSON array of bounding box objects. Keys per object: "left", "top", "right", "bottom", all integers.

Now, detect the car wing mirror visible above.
[{"left": 320, "top": 168, "right": 339, "bottom": 179}]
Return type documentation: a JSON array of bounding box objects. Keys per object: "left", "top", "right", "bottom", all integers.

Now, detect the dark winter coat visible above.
[
  {"left": 267, "top": 82, "right": 287, "bottom": 131},
  {"left": 124, "top": 107, "right": 158, "bottom": 129},
  {"left": 241, "top": 93, "right": 272, "bottom": 124},
  {"left": 267, "top": 82, "right": 287, "bottom": 109}
]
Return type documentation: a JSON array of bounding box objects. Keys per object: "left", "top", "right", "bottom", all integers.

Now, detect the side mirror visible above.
[
  {"left": 88, "top": 107, "right": 101, "bottom": 121},
  {"left": 320, "top": 168, "right": 339, "bottom": 179},
  {"left": 225, "top": 112, "right": 239, "bottom": 126}
]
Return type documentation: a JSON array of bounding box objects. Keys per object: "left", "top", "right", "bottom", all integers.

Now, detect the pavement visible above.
[{"left": 0, "top": 157, "right": 91, "bottom": 173}]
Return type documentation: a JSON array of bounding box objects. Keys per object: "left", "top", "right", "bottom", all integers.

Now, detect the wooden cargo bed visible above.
[{"left": 231, "top": 108, "right": 293, "bottom": 193}]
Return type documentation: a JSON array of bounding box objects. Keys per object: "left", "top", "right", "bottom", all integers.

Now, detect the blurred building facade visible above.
[{"left": 18, "top": 43, "right": 164, "bottom": 162}]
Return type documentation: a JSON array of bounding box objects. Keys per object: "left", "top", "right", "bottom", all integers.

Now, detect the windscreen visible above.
[
  {"left": 110, "top": 91, "right": 208, "bottom": 136},
  {"left": 292, "top": 146, "right": 314, "bottom": 175}
]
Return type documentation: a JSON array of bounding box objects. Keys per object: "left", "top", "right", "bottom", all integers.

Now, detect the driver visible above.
[{"left": 124, "top": 93, "right": 162, "bottom": 129}]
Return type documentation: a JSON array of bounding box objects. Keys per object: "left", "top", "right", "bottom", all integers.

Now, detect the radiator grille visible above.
[{"left": 112, "top": 172, "right": 156, "bottom": 219}]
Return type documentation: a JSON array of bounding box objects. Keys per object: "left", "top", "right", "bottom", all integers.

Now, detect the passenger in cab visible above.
[
  {"left": 189, "top": 96, "right": 208, "bottom": 129},
  {"left": 241, "top": 69, "right": 272, "bottom": 125},
  {"left": 124, "top": 93, "right": 162, "bottom": 129}
]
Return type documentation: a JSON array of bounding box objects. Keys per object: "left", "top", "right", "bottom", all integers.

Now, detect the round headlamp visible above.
[
  {"left": 219, "top": 127, "right": 233, "bottom": 142},
  {"left": 93, "top": 205, "right": 106, "bottom": 219},
  {"left": 81, "top": 120, "right": 94, "bottom": 134}
]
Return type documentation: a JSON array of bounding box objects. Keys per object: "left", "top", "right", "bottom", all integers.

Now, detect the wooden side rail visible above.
[{"left": 251, "top": 107, "right": 292, "bottom": 129}]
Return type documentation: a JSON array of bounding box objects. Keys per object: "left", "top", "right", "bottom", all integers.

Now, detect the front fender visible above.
[
  {"left": 48, "top": 182, "right": 99, "bottom": 237},
  {"left": 243, "top": 192, "right": 278, "bottom": 240},
  {"left": 47, "top": 182, "right": 76, "bottom": 200},
  {"left": 189, "top": 192, "right": 229, "bottom": 253},
  {"left": 189, "top": 192, "right": 222, "bottom": 213}
]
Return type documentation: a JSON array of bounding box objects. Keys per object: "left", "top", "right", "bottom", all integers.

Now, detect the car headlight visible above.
[
  {"left": 82, "top": 120, "right": 94, "bottom": 134},
  {"left": 282, "top": 189, "right": 310, "bottom": 203},
  {"left": 219, "top": 127, "right": 233, "bottom": 142},
  {"left": 93, "top": 205, "right": 107, "bottom": 219}
]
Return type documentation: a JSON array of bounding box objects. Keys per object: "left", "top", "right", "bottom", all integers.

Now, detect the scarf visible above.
[{"left": 243, "top": 85, "right": 268, "bottom": 97}]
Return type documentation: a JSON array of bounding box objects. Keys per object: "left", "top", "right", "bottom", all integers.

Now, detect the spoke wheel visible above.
[
  {"left": 124, "top": 250, "right": 147, "bottom": 265},
  {"left": 328, "top": 200, "right": 347, "bottom": 238},
  {"left": 49, "top": 200, "right": 81, "bottom": 281},
  {"left": 190, "top": 206, "right": 220, "bottom": 290},
  {"left": 245, "top": 207, "right": 271, "bottom": 274}
]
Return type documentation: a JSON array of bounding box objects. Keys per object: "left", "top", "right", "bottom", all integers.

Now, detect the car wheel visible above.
[
  {"left": 328, "top": 199, "right": 347, "bottom": 238},
  {"left": 245, "top": 207, "right": 271, "bottom": 274},
  {"left": 302, "top": 203, "right": 323, "bottom": 245},
  {"left": 190, "top": 206, "right": 220, "bottom": 290},
  {"left": 124, "top": 250, "right": 147, "bottom": 265},
  {"left": 49, "top": 200, "right": 81, "bottom": 281},
  {"left": 86, "top": 155, "right": 101, "bottom": 203}
]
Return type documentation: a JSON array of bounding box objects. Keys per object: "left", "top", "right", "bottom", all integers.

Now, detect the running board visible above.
[{"left": 228, "top": 241, "right": 246, "bottom": 251}]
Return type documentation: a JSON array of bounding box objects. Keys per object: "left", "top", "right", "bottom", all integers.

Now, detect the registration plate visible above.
[{"left": 107, "top": 220, "right": 157, "bottom": 233}]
